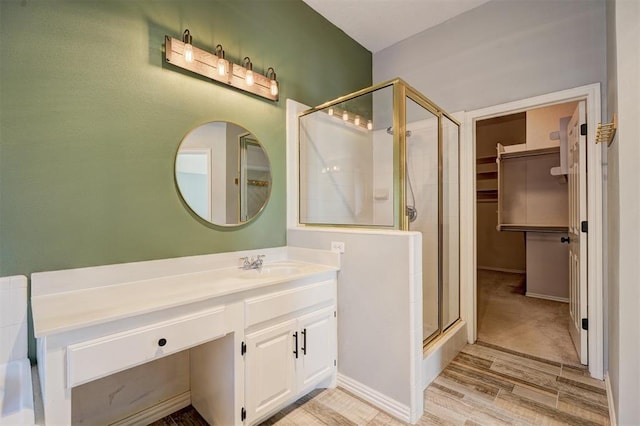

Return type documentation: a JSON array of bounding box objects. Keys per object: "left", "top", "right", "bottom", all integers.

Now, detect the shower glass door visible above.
[
  {"left": 442, "top": 116, "right": 460, "bottom": 330},
  {"left": 405, "top": 97, "right": 440, "bottom": 342},
  {"left": 405, "top": 93, "right": 460, "bottom": 344}
]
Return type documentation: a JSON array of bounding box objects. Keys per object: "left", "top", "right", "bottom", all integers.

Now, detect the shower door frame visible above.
[{"left": 400, "top": 84, "right": 462, "bottom": 345}]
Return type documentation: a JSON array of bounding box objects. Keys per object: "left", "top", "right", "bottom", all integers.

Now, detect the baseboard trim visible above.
[
  {"left": 477, "top": 266, "right": 526, "bottom": 274},
  {"left": 111, "top": 391, "right": 191, "bottom": 426},
  {"left": 605, "top": 372, "right": 617, "bottom": 426},
  {"left": 337, "top": 374, "right": 409, "bottom": 422},
  {"left": 525, "top": 292, "right": 569, "bottom": 303}
]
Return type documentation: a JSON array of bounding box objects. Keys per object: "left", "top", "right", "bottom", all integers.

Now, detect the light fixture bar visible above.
[{"left": 164, "top": 34, "right": 278, "bottom": 101}]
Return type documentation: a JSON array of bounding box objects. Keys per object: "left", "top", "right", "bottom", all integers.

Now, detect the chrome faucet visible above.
[{"left": 239, "top": 254, "right": 266, "bottom": 270}]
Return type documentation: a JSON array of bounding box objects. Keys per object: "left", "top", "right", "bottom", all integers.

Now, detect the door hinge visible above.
[
  {"left": 334, "top": 311, "right": 337, "bottom": 318},
  {"left": 581, "top": 221, "right": 588, "bottom": 233},
  {"left": 241, "top": 407, "right": 246, "bottom": 421},
  {"left": 334, "top": 359, "right": 337, "bottom": 366},
  {"left": 580, "top": 123, "right": 587, "bottom": 136},
  {"left": 582, "top": 318, "right": 588, "bottom": 330},
  {"left": 241, "top": 341, "right": 246, "bottom": 355}
]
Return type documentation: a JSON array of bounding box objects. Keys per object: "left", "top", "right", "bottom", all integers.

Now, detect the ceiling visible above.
[{"left": 302, "top": 0, "right": 492, "bottom": 53}]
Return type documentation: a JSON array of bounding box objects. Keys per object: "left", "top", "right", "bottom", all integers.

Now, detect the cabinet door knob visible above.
[
  {"left": 158, "top": 338, "right": 167, "bottom": 347},
  {"left": 561, "top": 236, "right": 570, "bottom": 244}
]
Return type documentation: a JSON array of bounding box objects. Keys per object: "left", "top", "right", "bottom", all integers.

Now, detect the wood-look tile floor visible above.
[{"left": 153, "top": 342, "right": 609, "bottom": 425}]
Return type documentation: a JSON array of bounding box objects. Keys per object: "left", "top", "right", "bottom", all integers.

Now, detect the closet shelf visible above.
[
  {"left": 477, "top": 171, "right": 498, "bottom": 180},
  {"left": 477, "top": 189, "right": 498, "bottom": 203},
  {"left": 498, "top": 146, "right": 560, "bottom": 160},
  {"left": 497, "top": 224, "right": 568, "bottom": 233},
  {"left": 476, "top": 155, "right": 497, "bottom": 164}
]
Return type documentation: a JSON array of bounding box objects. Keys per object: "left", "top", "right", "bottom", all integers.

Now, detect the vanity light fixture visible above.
[
  {"left": 266, "top": 67, "right": 278, "bottom": 97},
  {"left": 342, "top": 111, "right": 349, "bottom": 121},
  {"left": 182, "top": 30, "right": 194, "bottom": 63},
  {"left": 328, "top": 108, "right": 334, "bottom": 116},
  {"left": 367, "top": 120, "right": 373, "bottom": 130},
  {"left": 354, "top": 115, "right": 361, "bottom": 126},
  {"left": 164, "top": 30, "right": 280, "bottom": 101}
]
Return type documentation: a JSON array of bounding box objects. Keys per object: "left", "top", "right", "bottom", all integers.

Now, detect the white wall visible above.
[
  {"left": 72, "top": 352, "right": 189, "bottom": 424},
  {"left": 606, "top": 0, "right": 640, "bottom": 423},
  {"left": 373, "top": 0, "right": 606, "bottom": 113},
  {"left": 287, "top": 228, "right": 423, "bottom": 421}
]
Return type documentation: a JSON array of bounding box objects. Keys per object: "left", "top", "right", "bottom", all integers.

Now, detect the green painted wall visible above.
[{"left": 0, "top": 0, "right": 371, "bottom": 277}]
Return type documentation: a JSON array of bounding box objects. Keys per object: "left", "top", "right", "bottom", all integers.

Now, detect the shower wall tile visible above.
[{"left": 299, "top": 113, "right": 374, "bottom": 225}]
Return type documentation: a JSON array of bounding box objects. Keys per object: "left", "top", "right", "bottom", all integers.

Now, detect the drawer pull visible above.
[
  {"left": 158, "top": 338, "right": 167, "bottom": 347},
  {"left": 293, "top": 332, "right": 298, "bottom": 359}
]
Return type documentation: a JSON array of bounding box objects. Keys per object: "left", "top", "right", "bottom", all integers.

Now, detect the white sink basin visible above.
[{"left": 239, "top": 263, "right": 303, "bottom": 278}]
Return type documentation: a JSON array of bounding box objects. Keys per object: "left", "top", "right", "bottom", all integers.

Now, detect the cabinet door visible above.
[
  {"left": 297, "top": 307, "right": 335, "bottom": 390},
  {"left": 245, "top": 319, "right": 297, "bottom": 423}
]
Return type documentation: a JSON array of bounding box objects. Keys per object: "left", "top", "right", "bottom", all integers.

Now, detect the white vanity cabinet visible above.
[
  {"left": 243, "top": 280, "right": 337, "bottom": 424},
  {"left": 31, "top": 248, "right": 339, "bottom": 426}
]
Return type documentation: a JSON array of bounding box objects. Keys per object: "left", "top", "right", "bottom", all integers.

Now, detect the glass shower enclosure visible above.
[{"left": 298, "top": 79, "right": 460, "bottom": 344}]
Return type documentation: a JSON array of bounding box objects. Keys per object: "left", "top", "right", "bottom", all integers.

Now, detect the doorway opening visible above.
[
  {"left": 475, "top": 102, "right": 581, "bottom": 365},
  {"left": 461, "top": 83, "right": 603, "bottom": 380}
]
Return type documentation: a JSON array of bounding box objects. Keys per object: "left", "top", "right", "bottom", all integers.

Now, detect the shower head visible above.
[{"left": 386, "top": 126, "right": 412, "bottom": 137}]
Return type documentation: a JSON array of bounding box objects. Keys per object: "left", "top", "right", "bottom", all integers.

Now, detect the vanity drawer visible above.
[
  {"left": 67, "top": 306, "right": 226, "bottom": 387},
  {"left": 245, "top": 279, "right": 335, "bottom": 328}
]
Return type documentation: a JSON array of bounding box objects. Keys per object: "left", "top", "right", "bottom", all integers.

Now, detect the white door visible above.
[
  {"left": 567, "top": 100, "right": 588, "bottom": 364},
  {"left": 297, "top": 307, "right": 335, "bottom": 390},
  {"left": 245, "top": 319, "right": 297, "bottom": 422}
]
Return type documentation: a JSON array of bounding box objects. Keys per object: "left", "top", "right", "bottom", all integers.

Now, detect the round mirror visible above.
[{"left": 175, "top": 121, "right": 271, "bottom": 226}]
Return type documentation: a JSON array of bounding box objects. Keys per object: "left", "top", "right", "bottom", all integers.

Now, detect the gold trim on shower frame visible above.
[{"left": 297, "top": 78, "right": 460, "bottom": 230}]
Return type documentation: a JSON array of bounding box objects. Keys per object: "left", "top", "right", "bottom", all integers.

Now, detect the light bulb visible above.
[
  {"left": 215, "top": 45, "right": 226, "bottom": 76},
  {"left": 243, "top": 57, "right": 254, "bottom": 86},
  {"left": 367, "top": 120, "right": 373, "bottom": 130},
  {"left": 270, "top": 79, "right": 278, "bottom": 96},
  {"left": 342, "top": 111, "right": 348, "bottom": 121},
  {"left": 217, "top": 58, "right": 227, "bottom": 76},
  {"left": 182, "top": 30, "right": 194, "bottom": 63},
  {"left": 354, "top": 115, "right": 361, "bottom": 126},
  {"left": 328, "top": 108, "right": 334, "bottom": 116},
  {"left": 184, "top": 44, "right": 194, "bottom": 63}
]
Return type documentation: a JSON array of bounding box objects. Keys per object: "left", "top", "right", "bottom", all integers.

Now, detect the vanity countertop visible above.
[{"left": 32, "top": 256, "right": 338, "bottom": 338}]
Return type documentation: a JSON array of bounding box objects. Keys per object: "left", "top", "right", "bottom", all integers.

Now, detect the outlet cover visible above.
[{"left": 330, "top": 241, "right": 345, "bottom": 253}]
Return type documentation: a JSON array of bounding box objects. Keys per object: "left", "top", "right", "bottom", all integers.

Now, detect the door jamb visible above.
[{"left": 460, "top": 83, "right": 603, "bottom": 380}]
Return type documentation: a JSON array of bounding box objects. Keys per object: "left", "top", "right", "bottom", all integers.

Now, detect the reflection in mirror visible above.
[{"left": 175, "top": 122, "right": 271, "bottom": 226}]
